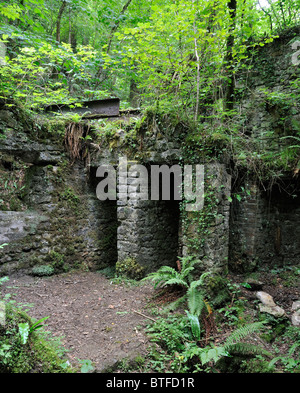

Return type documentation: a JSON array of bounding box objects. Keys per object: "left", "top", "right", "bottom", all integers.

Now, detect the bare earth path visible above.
[{"left": 1, "top": 271, "right": 156, "bottom": 372}]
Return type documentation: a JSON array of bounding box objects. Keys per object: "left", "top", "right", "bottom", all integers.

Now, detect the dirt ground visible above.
[
  {"left": 1, "top": 269, "right": 299, "bottom": 373},
  {"left": 1, "top": 271, "right": 156, "bottom": 372}
]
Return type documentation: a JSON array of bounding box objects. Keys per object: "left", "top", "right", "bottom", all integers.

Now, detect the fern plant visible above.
[
  {"left": 187, "top": 273, "right": 211, "bottom": 315},
  {"left": 143, "top": 258, "right": 216, "bottom": 341},
  {"left": 18, "top": 316, "right": 49, "bottom": 345},
  {"left": 267, "top": 342, "right": 300, "bottom": 372},
  {"left": 185, "top": 272, "right": 213, "bottom": 340},
  {"left": 182, "top": 320, "right": 270, "bottom": 367},
  {"left": 222, "top": 321, "right": 271, "bottom": 357},
  {"left": 143, "top": 257, "right": 214, "bottom": 341},
  {"left": 142, "top": 256, "right": 199, "bottom": 289},
  {"left": 205, "top": 321, "right": 270, "bottom": 365}
]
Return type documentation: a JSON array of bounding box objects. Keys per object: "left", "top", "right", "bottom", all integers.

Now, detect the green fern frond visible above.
[
  {"left": 267, "top": 356, "right": 282, "bottom": 370},
  {"left": 179, "top": 256, "right": 197, "bottom": 270},
  {"left": 178, "top": 256, "right": 200, "bottom": 275},
  {"left": 187, "top": 286, "right": 205, "bottom": 316},
  {"left": 149, "top": 266, "right": 177, "bottom": 279},
  {"left": 142, "top": 266, "right": 179, "bottom": 288},
  {"left": 163, "top": 277, "right": 188, "bottom": 288},
  {"left": 224, "top": 321, "right": 266, "bottom": 348},
  {"left": 153, "top": 280, "right": 167, "bottom": 289},
  {"left": 142, "top": 266, "right": 176, "bottom": 281},
  {"left": 288, "top": 341, "right": 300, "bottom": 356},
  {"left": 180, "top": 266, "right": 195, "bottom": 279},
  {"left": 226, "top": 342, "right": 272, "bottom": 358},
  {"left": 142, "top": 275, "right": 166, "bottom": 289},
  {"left": 186, "top": 272, "right": 212, "bottom": 316},
  {"left": 157, "top": 266, "right": 178, "bottom": 274},
  {"left": 142, "top": 257, "right": 201, "bottom": 291},
  {"left": 189, "top": 272, "right": 212, "bottom": 289}
]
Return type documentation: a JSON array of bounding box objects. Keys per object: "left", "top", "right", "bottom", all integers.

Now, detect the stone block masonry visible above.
[
  {"left": 2, "top": 110, "right": 298, "bottom": 277},
  {"left": 117, "top": 198, "right": 181, "bottom": 274},
  {"left": 90, "top": 153, "right": 232, "bottom": 275},
  {"left": 181, "top": 162, "right": 232, "bottom": 274},
  {"left": 229, "top": 177, "right": 300, "bottom": 272},
  {"left": 0, "top": 127, "right": 119, "bottom": 274}
]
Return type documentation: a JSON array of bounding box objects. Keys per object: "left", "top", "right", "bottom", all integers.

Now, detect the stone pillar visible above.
[
  {"left": 117, "top": 159, "right": 143, "bottom": 263},
  {"left": 182, "top": 162, "right": 231, "bottom": 274}
]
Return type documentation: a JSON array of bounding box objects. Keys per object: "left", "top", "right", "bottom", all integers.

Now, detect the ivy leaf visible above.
[{"left": 200, "top": 346, "right": 230, "bottom": 365}]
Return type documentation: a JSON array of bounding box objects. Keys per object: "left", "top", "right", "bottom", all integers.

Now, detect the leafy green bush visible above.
[
  {"left": 44, "top": 250, "right": 68, "bottom": 274},
  {"left": 146, "top": 314, "right": 192, "bottom": 354},
  {"left": 116, "top": 257, "right": 145, "bottom": 280},
  {"left": 0, "top": 41, "right": 97, "bottom": 109},
  {"left": 31, "top": 264, "right": 54, "bottom": 277}
]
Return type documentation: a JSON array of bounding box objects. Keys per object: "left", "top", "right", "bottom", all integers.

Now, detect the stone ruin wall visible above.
[
  {"left": 229, "top": 27, "right": 300, "bottom": 272},
  {"left": 0, "top": 28, "right": 300, "bottom": 277}
]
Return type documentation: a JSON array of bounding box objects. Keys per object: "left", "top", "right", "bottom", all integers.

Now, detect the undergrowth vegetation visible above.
[
  {"left": 0, "top": 252, "right": 299, "bottom": 373},
  {"left": 0, "top": 301, "right": 72, "bottom": 373},
  {"left": 137, "top": 257, "right": 299, "bottom": 373},
  {"left": 0, "top": 274, "right": 97, "bottom": 373}
]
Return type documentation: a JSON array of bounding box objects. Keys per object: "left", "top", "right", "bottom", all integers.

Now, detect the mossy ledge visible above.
[{"left": 0, "top": 303, "right": 74, "bottom": 373}]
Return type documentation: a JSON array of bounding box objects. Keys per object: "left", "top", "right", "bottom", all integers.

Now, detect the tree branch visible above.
[
  {"left": 258, "top": 0, "right": 273, "bottom": 31},
  {"left": 106, "top": 0, "right": 133, "bottom": 54}
]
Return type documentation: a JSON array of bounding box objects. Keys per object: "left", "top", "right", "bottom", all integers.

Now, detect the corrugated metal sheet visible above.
[{"left": 45, "top": 97, "right": 120, "bottom": 118}]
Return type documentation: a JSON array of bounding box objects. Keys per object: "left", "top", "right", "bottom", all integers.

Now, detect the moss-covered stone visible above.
[
  {"left": 43, "top": 250, "right": 68, "bottom": 274},
  {"left": 0, "top": 154, "right": 28, "bottom": 211},
  {"left": 0, "top": 304, "right": 73, "bottom": 373}
]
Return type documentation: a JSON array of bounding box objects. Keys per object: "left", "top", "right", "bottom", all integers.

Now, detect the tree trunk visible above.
[
  {"left": 106, "top": 0, "right": 133, "bottom": 54},
  {"left": 193, "top": 0, "right": 200, "bottom": 122},
  {"left": 224, "top": 0, "right": 237, "bottom": 112},
  {"left": 68, "top": 6, "right": 72, "bottom": 45},
  {"left": 56, "top": 0, "right": 67, "bottom": 43},
  {"left": 129, "top": 77, "right": 140, "bottom": 108}
]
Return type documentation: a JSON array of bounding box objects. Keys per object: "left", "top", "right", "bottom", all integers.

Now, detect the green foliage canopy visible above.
[{"left": 0, "top": 0, "right": 298, "bottom": 114}]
